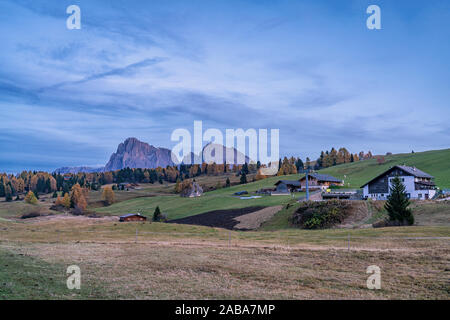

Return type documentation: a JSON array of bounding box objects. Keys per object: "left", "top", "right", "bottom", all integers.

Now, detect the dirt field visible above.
[{"left": 168, "top": 206, "right": 267, "bottom": 230}]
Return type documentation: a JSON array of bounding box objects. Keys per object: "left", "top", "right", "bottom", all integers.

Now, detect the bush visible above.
[
  {"left": 291, "top": 200, "right": 351, "bottom": 229},
  {"left": 21, "top": 212, "right": 41, "bottom": 219}
]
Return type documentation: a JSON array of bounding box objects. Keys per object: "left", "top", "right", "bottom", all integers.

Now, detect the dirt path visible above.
[{"left": 233, "top": 205, "right": 283, "bottom": 230}]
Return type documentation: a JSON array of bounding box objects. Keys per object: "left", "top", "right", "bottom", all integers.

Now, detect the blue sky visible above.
[{"left": 0, "top": 0, "right": 449, "bottom": 172}]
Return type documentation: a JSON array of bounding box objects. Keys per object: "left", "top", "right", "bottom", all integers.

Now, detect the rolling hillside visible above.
[
  {"left": 94, "top": 174, "right": 302, "bottom": 220},
  {"left": 318, "top": 148, "right": 450, "bottom": 189}
]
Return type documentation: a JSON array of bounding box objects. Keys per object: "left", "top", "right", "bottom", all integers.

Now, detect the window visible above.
[{"left": 418, "top": 194, "right": 422, "bottom": 198}]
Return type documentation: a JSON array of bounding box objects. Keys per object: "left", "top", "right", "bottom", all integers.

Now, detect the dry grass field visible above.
[{"left": 1, "top": 215, "right": 449, "bottom": 299}]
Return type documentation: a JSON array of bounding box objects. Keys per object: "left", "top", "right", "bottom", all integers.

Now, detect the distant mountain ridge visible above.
[
  {"left": 104, "top": 137, "right": 175, "bottom": 171},
  {"left": 54, "top": 137, "right": 251, "bottom": 174},
  {"left": 54, "top": 166, "right": 104, "bottom": 174}
]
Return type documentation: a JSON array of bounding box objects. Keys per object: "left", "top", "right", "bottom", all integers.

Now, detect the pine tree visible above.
[
  {"left": 153, "top": 206, "right": 161, "bottom": 222},
  {"left": 384, "top": 176, "right": 414, "bottom": 225}
]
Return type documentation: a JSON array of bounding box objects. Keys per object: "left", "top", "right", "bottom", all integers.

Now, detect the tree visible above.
[
  {"left": 240, "top": 173, "right": 247, "bottom": 184},
  {"left": 62, "top": 193, "right": 71, "bottom": 209},
  {"left": 55, "top": 195, "right": 63, "bottom": 206},
  {"left": 24, "top": 191, "right": 38, "bottom": 205},
  {"left": 384, "top": 176, "right": 414, "bottom": 225},
  {"left": 102, "top": 186, "right": 115, "bottom": 205},
  {"left": 376, "top": 156, "right": 385, "bottom": 165},
  {"left": 5, "top": 185, "right": 12, "bottom": 202},
  {"left": 254, "top": 169, "right": 266, "bottom": 181},
  {"left": 153, "top": 206, "right": 162, "bottom": 222},
  {"left": 70, "top": 183, "right": 87, "bottom": 211}
]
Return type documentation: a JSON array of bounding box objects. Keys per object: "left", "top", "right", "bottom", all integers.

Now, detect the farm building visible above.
[
  {"left": 273, "top": 180, "right": 301, "bottom": 194},
  {"left": 119, "top": 213, "right": 147, "bottom": 222},
  {"left": 180, "top": 182, "right": 203, "bottom": 197},
  {"left": 360, "top": 165, "right": 437, "bottom": 200},
  {"left": 299, "top": 173, "right": 343, "bottom": 191}
]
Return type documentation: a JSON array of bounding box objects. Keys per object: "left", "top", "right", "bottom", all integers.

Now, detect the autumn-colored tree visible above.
[
  {"left": 376, "top": 156, "right": 385, "bottom": 165},
  {"left": 255, "top": 169, "right": 267, "bottom": 181},
  {"left": 62, "top": 193, "right": 71, "bottom": 209},
  {"left": 70, "top": 183, "right": 87, "bottom": 211},
  {"left": 5, "top": 185, "right": 12, "bottom": 202},
  {"left": 55, "top": 195, "right": 63, "bottom": 206},
  {"left": 24, "top": 191, "right": 38, "bottom": 205},
  {"left": 102, "top": 186, "right": 115, "bottom": 205}
]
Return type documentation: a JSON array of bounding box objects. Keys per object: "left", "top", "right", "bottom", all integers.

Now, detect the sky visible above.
[{"left": 0, "top": 0, "right": 449, "bottom": 173}]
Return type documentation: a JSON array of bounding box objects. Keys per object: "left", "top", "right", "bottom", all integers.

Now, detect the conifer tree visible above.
[
  {"left": 384, "top": 176, "right": 414, "bottom": 225},
  {"left": 153, "top": 206, "right": 161, "bottom": 222},
  {"left": 24, "top": 191, "right": 38, "bottom": 205},
  {"left": 62, "top": 193, "right": 71, "bottom": 209},
  {"left": 240, "top": 173, "right": 247, "bottom": 184}
]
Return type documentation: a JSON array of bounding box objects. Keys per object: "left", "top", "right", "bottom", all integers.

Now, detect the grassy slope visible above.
[
  {"left": 318, "top": 148, "right": 450, "bottom": 189},
  {"left": 0, "top": 248, "right": 108, "bottom": 299},
  {"left": 94, "top": 174, "right": 303, "bottom": 220}
]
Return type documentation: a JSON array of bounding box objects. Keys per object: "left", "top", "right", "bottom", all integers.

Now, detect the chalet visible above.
[
  {"left": 274, "top": 180, "right": 301, "bottom": 194},
  {"left": 360, "top": 165, "right": 436, "bottom": 200},
  {"left": 299, "top": 173, "right": 343, "bottom": 191},
  {"left": 119, "top": 213, "right": 147, "bottom": 222}
]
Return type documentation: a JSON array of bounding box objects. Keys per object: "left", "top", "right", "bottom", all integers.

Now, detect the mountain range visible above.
[{"left": 54, "top": 137, "right": 250, "bottom": 174}]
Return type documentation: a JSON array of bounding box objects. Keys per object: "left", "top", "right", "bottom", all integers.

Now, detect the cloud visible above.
[{"left": 38, "top": 57, "right": 167, "bottom": 92}]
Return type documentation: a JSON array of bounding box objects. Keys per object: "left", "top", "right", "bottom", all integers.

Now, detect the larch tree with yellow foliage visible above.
[
  {"left": 102, "top": 186, "right": 115, "bottom": 205},
  {"left": 24, "top": 191, "right": 38, "bottom": 205},
  {"left": 70, "top": 184, "right": 87, "bottom": 211},
  {"left": 62, "top": 193, "right": 71, "bottom": 209}
]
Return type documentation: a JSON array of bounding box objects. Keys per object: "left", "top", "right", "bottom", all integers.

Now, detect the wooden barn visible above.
[
  {"left": 299, "top": 173, "right": 343, "bottom": 191},
  {"left": 119, "top": 213, "right": 147, "bottom": 222},
  {"left": 273, "top": 180, "right": 301, "bottom": 194}
]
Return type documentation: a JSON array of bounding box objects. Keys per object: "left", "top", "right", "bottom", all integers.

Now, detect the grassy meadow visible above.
[
  {"left": 318, "top": 148, "right": 450, "bottom": 189},
  {"left": 1, "top": 216, "right": 449, "bottom": 299},
  {"left": 93, "top": 174, "right": 302, "bottom": 220},
  {"left": 0, "top": 148, "right": 449, "bottom": 299}
]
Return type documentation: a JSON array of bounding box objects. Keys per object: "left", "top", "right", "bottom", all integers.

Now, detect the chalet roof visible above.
[
  {"left": 300, "top": 173, "right": 342, "bottom": 183},
  {"left": 119, "top": 213, "right": 143, "bottom": 218},
  {"left": 360, "top": 165, "right": 433, "bottom": 188},
  {"left": 396, "top": 165, "right": 433, "bottom": 178},
  {"left": 274, "top": 180, "right": 301, "bottom": 187}
]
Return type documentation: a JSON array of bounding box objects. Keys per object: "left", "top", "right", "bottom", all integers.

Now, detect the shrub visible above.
[
  {"left": 21, "top": 212, "right": 41, "bottom": 219},
  {"left": 291, "top": 200, "right": 351, "bottom": 229}
]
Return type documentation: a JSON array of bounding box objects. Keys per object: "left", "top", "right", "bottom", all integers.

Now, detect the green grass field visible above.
[
  {"left": 94, "top": 174, "right": 303, "bottom": 219},
  {"left": 318, "top": 148, "right": 450, "bottom": 189}
]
